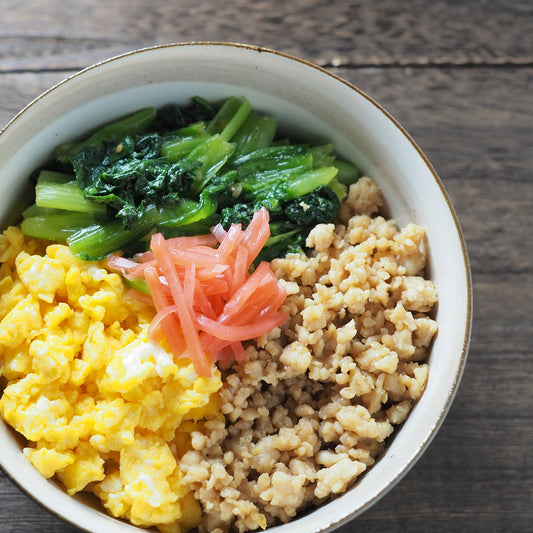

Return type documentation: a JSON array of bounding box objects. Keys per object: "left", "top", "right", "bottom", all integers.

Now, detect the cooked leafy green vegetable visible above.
[
  {"left": 35, "top": 179, "right": 107, "bottom": 215},
  {"left": 21, "top": 212, "right": 96, "bottom": 242},
  {"left": 153, "top": 96, "right": 216, "bottom": 133},
  {"left": 71, "top": 134, "right": 200, "bottom": 230},
  {"left": 284, "top": 185, "right": 341, "bottom": 226},
  {"left": 66, "top": 205, "right": 160, "bottom": 261},
  {"left": 21, "top": 96, "right": 360, "bottom": 260},
  {"left": 54, "top": 107, "right": 158, "bottom": 164}
]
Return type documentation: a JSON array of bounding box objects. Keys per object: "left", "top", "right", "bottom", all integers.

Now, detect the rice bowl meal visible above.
[{"left": 0, "top": 44, "right": 470, "bottom": 533}]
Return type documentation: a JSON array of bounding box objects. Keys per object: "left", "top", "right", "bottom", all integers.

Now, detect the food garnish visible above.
[{"left": 107, "top": 207, "right": 287, "bottom": 376}]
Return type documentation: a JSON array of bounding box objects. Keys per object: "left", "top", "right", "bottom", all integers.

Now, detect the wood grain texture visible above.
[
  {"left": 1, "top": 1, "right": 532, "bottom": 532},
  {"left": 0, "top": 0, "right": 532, "bottom": 72}
]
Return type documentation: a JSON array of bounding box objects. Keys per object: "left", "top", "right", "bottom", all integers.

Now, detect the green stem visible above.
[
  {"left": 188, "top": 134, "right": 235, "bottom": 190},
  {"left": 21, "top": 212, "right": 96, "bottom": 242},
  {"left": 334, "top": 159, "right": 360, "bottom": 185},
  {"left": 231, "top": 113, "right": 278, "bottom": 158},
  {"left": 206, "top": 97, "right": 252, "bottom": 141},
  {"left": 287, "top": 167, "right": 339, "bottom": 199},
  {"left": 35, "top": 181, "right": 107, "bottom": 215},
  {"left": 162, "top": 133, "right": 211, "bottom": 162},
  {"left": 67, "top": 206, "right": 158, "bottom": 260}
]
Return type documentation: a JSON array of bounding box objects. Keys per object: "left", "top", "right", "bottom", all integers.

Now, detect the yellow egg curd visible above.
[{"left": 0, "top": 226, "right": 222, "bottom": 532}]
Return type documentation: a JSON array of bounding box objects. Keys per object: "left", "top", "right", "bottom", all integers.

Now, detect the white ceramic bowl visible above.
[{"left": 0, "top": 43, "right": 471, "bottom": 533}]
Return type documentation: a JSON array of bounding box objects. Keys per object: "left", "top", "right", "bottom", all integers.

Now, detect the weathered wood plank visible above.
[
  {"left": 0, "top": 479, "right": 80, "bottom": 532},
  {"left": 0, "top": 0, "right": 532, "bottom": 72}
]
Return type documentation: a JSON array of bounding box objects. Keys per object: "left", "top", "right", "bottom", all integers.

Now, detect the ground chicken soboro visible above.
[{"left": 180, "top": 177, "right": 438, "bottom": 533}]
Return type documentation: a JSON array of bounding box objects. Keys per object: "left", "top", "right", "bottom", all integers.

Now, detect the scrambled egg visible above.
[{"left": 0, "top": 226, "right": 222, "bottom": 531}]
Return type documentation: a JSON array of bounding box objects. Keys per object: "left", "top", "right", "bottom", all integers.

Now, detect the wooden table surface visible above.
[{"left": 1, "top": 1, "right": 532, "bottom": 532}]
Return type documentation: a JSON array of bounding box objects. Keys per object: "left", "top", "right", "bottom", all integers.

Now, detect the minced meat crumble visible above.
[{"left": 180, "top": 177, "right": 438, "bottom": 533}]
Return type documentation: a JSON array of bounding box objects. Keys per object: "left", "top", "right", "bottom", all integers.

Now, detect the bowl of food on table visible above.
[{"left": 0, "top": 42, "right": 471, "bottom": 533}]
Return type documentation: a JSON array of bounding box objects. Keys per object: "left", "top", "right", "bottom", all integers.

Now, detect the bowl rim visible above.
[{"left": 0, "top": 41, "right": 472, "bottom": 533}]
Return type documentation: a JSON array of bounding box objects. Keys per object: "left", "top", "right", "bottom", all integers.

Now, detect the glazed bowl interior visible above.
[{"left": 0, "top": 43, "right": 471, "bottom": 533}]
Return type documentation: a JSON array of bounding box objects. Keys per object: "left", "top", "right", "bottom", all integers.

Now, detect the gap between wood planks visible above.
[
  {"left": 323, "top": 58, "right": 533, "bottom": 69},
  {"left": 1, "top": 57, "right": 533, "bottom": 75}
]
